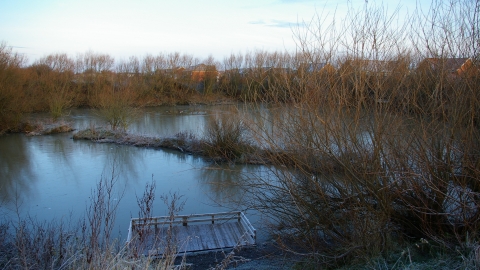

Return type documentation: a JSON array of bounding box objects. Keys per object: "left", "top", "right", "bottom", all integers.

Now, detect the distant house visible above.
[
  {"left": 188, "top": 64, "right": 218, "bottom": 82},
  {"left": 417, "top": 58, "right": 479, "bottom": 78},
  {"left": 457, "top": 58, "right": 480, "bottom": 77},
  {"left": 319, "top": 63, "right": 336, "bottom": 74}
]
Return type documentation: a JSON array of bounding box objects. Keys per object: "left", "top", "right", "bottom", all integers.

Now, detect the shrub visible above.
[{"left": 202, "top": 109, "right": 252, "bottom": 161}]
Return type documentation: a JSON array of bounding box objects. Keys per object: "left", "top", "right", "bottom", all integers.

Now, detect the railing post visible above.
[
  {"left": 183, "top": 216, "right": 188, "bottom": 226},
  {"left": 212, "top": 214, "right": 215, "bottom": 224},
  {"left": 237, "top": 212, "right": 241, "bottom": 222},
  {"left": 131, "top": 220, "right": 136, "bottom": 236}
]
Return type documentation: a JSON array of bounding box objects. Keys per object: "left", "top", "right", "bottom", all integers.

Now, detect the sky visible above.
[{"left": 0, "top": 0, "right": 419, "bottom": 64}]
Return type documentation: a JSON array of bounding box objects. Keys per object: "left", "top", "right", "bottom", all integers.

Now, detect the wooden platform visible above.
[{"left": 127, "top": 212, "right": 256, "bottom": 255}]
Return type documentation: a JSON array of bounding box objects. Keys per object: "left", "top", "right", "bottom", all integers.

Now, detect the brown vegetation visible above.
[
  {"left": 233, "top": 0, "right": 480, "bottom": 268},
  {"left": 1, "top": 0, "right": 480, "bottom": 268}
]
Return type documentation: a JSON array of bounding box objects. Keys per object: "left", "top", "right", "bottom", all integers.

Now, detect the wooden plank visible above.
[
  {"left": 214, "top": 222, "right": 234, "bottom": 248},
  {"left": 198, "top": 224, "right": 216, "bottom": 250},
  {"left": 209, "top": 224, "right": 223, "bottom": 249},
  {"left": 208, "top": 225, "right": 221, "bottom": 249},
  {"left": 186, "top": 225, "right": 203, "bottom": 251},
  {"left": 220, "top": 223, "right": 236, "bottom": 247},
  {"left": 182, "top": 226, "right": 194, "bottom": 249},
  {"left": 207, "top": 224, "right": 222, "bottom": 250},
  {"left": 228, "top": 222, "right": 245, "bottom": 246},
  {"left": 130, "top": 212, "right": 241, "bottom": 227}
]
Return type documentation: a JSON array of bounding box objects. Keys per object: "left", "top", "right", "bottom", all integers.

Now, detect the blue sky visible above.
[{"left": 0, "top": 0, "right": 417, "bottom": 63}]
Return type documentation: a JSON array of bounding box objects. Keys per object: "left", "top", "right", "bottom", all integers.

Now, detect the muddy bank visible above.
[{"left": 0, "top": 121, "right": 75, "bottom": 136}]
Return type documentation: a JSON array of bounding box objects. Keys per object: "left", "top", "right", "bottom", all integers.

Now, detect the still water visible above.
[{"left": 0, "top": 105, "right": 271, "bottom": 240}]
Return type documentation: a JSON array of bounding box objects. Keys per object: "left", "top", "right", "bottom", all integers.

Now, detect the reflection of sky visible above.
[
  {"left": 4, "top": 135, "right": 206, "bottom": 223},
  {"left": 66, "top": 106, "right": 224, "bottom": 137}
]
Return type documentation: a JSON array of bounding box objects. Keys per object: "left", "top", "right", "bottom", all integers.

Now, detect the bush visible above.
[{"left": 202, "top": 109, "right": 252, "bottom": 162}]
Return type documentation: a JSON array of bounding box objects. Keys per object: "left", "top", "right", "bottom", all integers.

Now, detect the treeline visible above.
[
  {"left": 1, "top": 46, "right": 478, "bottom": 130},
  {"left": 1, "top": 53, "right": 479, "bottom": 130},
  {"left": 0, "top": 48, "right": 214, "bottom": 131},
  {"left": 1, "top": 0, "right": 479, "bottom": 132}
]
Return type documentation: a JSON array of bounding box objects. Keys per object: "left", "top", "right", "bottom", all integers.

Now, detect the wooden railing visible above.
[{"left": 127, "top": 211, "right": 256, "bottom": 243}]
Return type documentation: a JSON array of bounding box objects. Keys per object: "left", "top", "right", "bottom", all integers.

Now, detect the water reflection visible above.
[
  {"left": 131, "top": 106, "right": 208, "bottom": 137},
  {"left": 198, "top": 165, "right": 245, "bottom": 206},
  {"left": 0, "top": 135, "right": 34, "bottom": 205},
  {"left": 97, "top": 143, "right": 142, "bottom": 186},
  {"left": 1, "top": 105, "right": 275, "bottom": 238},
  {"left": 196, "top": 163, "right": 273, "bottom": 210}
]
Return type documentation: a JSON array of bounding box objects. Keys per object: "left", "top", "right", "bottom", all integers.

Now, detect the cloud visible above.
[
  {"left": 269, "top": 19, "right": 299, "bottom": 28},
  {"left": 248, "top": 19, "right": 267, "bottom": 25},
  {"left": 248, "top": 19, "right": 303, "bottom": 28}
]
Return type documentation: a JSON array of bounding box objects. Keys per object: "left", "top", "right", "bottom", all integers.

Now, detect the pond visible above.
[{"left": 0, "top": 104, "right": 273, "bottom": 241}]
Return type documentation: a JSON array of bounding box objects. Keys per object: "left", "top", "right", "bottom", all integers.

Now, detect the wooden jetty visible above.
[{"left": 126, "top": 211, "right": 256, "bottom": 255}]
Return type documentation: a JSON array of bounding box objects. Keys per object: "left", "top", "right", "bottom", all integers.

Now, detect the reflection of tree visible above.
[
  {"left": 34, "top": 134, "right": 75, "bottom": 173},
  {"left": 103, "top": 145, "right": 142, "bottom": 185},
  {"left": 72, "top": 140, "right": 142, "bottom": 186},
  {"left": 197, "top": 164, "right": 251, "bottom": 207},
  {"left": 0, "top": 135, "right": 34, "bottom": 205}
]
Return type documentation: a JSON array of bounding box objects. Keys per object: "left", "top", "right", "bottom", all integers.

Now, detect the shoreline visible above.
[{"left": 72, "top": 127, "right": 272, "bottom": 165}]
